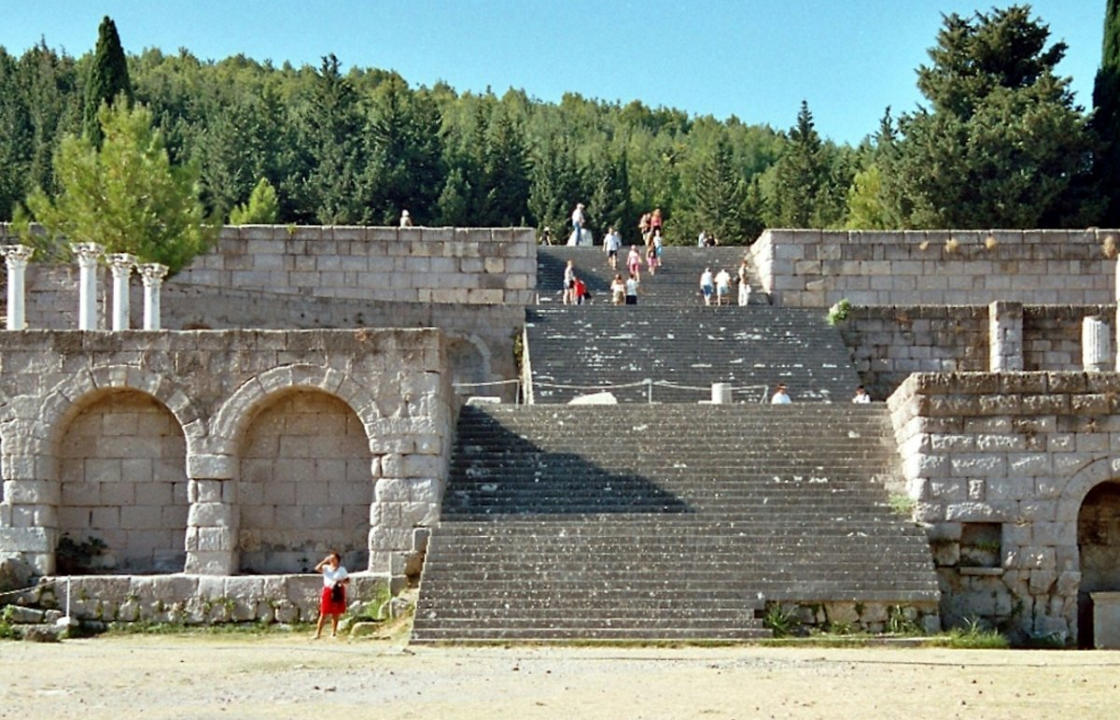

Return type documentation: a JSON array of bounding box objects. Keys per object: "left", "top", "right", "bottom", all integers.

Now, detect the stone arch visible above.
[
  {"left": 41, "top": 365, "right": 205, "bottom": 459},
  {"left": 234, "top": 386, "right": 373, "bottom": 573},
  {"left": 55, "top": 386, "right": 190, "bottom": 573},
  {"left": 209, "top": 364, "right": 380, "bottom": 457},
  {"left": 447, "top": 334, "right": 492, "bottom": 391},
  {"left": 1076, "top": 480, "right": 1120, "bottom": 647}
]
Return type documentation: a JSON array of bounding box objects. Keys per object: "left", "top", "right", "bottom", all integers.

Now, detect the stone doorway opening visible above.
[{"left": 1077, "top": 480, "right": 1120, "bottom": 648}]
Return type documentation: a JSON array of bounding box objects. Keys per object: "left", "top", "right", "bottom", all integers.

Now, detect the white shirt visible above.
[
  {"left": 625, "top": 278, "right": 639, "bottom": 296},
  {"left": 715, "top": 270, "right": 731, "bottom": 290},
  {"left": 700, "top": 270, "right": 713, "bottom": 288},
  {"left": 852, "top": 392, "right": 871, "bottom": 404},
  {"left": 571, "top": 208, "right": 585, "bottom": 225},
  {"left": 771, "top": 391, "right": 792, "bottom": 404},
  {"left": 322, "top": 565, "right": 349, "bottom": 588},
  {"left": 605, "top": 232, "right": 621, "bottom": 252}
]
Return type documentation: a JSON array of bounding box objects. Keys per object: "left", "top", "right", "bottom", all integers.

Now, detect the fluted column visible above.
[
  {"left": 138, "top": 262, "right": 169, "bottom": 330},
  {"left": 1082, "top": 316, "right": 1111, "bottom": 372},
  {"left": 70, "top": 243, "right": 103, "bottom": 330},
  {"left": 1, "top": 244, "right": 34, "bottom": 330},
  {"left": 107, "top": 253, "right": 135, "bottom": 331}
]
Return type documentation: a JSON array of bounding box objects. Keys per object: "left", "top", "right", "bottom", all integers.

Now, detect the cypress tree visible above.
[
  {"left": 83, "top": 16, "right": 132, "bottom": 146},
  {"left": 1094, "top": 0, "right": 1120, "bottom": 225}
]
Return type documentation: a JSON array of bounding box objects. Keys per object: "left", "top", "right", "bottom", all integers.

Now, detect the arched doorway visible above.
[
  {"left": 57, "top": 390, "right": 189, "bottom": 573},
  {"left": 1077, "top": 480, "right": 1120, "bottom": 648},
  {"left": 236, "top": 389, "right": 372, "bottom": 574}
]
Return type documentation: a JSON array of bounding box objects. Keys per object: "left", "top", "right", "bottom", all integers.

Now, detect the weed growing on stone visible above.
[
  {"left": 763, "top": 604, "right": 799, "bottom": 637},
  {"left": 826, "top": 298, "right": 851, "bottom": 326},
  {"left": 937, "top": 617, "right": 1009, "bottom": 649},
  {"left": 888, "top": 493, "right": 916, "bottom": 516}
]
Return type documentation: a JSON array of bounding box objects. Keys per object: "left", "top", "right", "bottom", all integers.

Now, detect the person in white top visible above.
[
  {"left": 604, "top": 226, "right": 622, "bottom": 269},
  {"left": 314, "top": 551, "right": 350, "bottom": 639},
  {"left": 737, "top": 259, "right": 752, "bottom": 307},
  {"left": 714, "top": 268, "right": 732, "bottom": 305},
  {"left": 563, "top": 259, "right": 576, "bottom": 305},
  {"left": 700, "top": 268, "right": 714, "bottom": 306},
  {"left": 571, "top": 203, "right": 585, "bottom": 244},
  {"left": 399, "top": 210, "right": 413, "bottom": 227},
  {"left": 852, "top": 385, "right": 872, "bottom": 404},
  {"left": 771, "top": 384, "right": 792, "bottom": 404}
]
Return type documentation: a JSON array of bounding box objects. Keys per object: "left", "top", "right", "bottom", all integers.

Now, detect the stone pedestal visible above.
[
  {"left": 1082, "top": 316, "right": 1111, "bottom": 372},
  {"left": 107, "top": 253, "right": 135, "bottom": 331},
  {"left": 1091, "top": 591, "right": 1120, "bottom": 649},
  {"left": 71, "top": 243, "right": 103, "bottom": 330},
  {"left": 1, "top": 244, "right": 34, "bottom": 330},
  {"left": 988, "top": 300, "right": 1023, "bottom": 371},
  {"left": 138, "top": 263, "right": 169, "bottom": 330},
  {"left": 711, "top": 383, "right": 732, "bottom": 404}
]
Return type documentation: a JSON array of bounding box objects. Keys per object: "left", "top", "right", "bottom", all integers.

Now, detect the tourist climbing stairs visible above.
[{"left": 411, "top": 404, "right": 939, "bottom": 642}]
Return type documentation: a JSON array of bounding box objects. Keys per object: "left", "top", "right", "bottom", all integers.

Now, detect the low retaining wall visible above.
[
  {"left": 754, "top": 229, "right": 1116, "bottom": 307},
  {"left": 10, "top": 573, "right": 389, "bottom": 625}
]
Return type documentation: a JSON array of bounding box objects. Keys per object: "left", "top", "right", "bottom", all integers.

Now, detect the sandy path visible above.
[{"left": 2, "top": 635, "right": 1120, "bottom": 719}]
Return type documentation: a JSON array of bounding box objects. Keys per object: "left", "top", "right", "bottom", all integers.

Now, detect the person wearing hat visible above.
[
  {"left": 770, "top": 384, "right": 792, "bottom": 404},
  {"left": 399, "top": 209, "right": 413, "bottom": 227}
]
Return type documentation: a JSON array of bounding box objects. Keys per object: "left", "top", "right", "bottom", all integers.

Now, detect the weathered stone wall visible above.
[
  {"left": 0, "top": 329, "right": 451, "bottom": 582},
  {"left": 58, "top": 391, "right": 188, "bottom": 573},
  {"left": 888, "top": 371, "right": 1120, "bottom": 644},
  {"left": 12, "top": 573, "right": 390, "bottom": 625},
  {"left": 757, "top": 229, "right": 1116, "bottom": 307},
  {"left": 839, "top": 305, "right": 1118, "bottom": 400},
  {"left": 174, "top": 225, "right": 536, "bottom": 305}
]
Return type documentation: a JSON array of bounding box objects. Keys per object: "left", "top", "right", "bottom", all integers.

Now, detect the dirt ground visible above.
[{"left": 2, "top": 634, "right": 1120, "bottom": 719}]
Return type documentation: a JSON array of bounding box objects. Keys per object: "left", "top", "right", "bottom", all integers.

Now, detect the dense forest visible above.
[{"left": 0, "top": 4, "right": 1117, "bottom": 246}]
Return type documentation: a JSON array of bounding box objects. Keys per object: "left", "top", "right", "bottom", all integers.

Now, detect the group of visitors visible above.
[
  {"left": 697, "top": 230, "right": 720, "bottom": 247},
  {"left": 770, "top": 384, "right": 874, "bottom": 404},
  {"left": 699, "top": 259, "right": 752, "bottom": 306},
  {"left": 563, "top": 259, "right": 592, "bottom": 305}
]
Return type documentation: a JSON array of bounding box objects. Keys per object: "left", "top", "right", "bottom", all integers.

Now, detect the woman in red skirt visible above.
[{"left": 314, "top": 551, "right": 350, "bottom": 638}]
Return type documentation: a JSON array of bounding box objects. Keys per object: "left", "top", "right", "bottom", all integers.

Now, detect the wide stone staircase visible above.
[
  {"left": 525, "top": 305, "right": 860, "bottom": 403},
  {"left": 538, "top": 245, "right": 769, "bottom": 306},
  {"left": 411, "top": 404, "right": 939, "bottom": 642}
]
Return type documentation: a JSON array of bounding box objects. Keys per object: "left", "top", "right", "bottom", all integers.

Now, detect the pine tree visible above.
[
  {"left": 694, "top": 135, "right": 748, "bottom": 243},
  {"left": 229, "top": 177, "right": 279, "bottom": 224},
  {"left": 1094, "top": 0, "right": 1120, "bottom": 224},
  {"left": 83, "top": 16, "right": 132, "bottom": 146},
  {"left": 768, "top": 101, "right": 825, "bottom": 227}
]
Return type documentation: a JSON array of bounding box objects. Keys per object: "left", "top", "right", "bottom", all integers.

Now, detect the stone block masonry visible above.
[
  {"left": 752, "top": 229, "right": 1116, "bottom": 307},
  {"left": 0, "top": 328, "right": 452, "bottom": 584},
  {"left": 887, "top": 371, "right": 1120, "bottom": 644}
]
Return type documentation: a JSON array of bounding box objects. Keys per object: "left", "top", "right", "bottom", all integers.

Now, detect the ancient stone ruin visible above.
[{"left": 0, "top": 225, "right": 1118, "bottom": 646}]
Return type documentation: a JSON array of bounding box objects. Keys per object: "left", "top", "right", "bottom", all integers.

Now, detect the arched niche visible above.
[{"left": 1078, "top": 480, "right": 1120, "bottom": 648}]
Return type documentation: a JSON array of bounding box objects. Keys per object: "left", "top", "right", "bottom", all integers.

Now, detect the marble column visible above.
[
  {"left": 70, "top": 243, "right": 103, "bottom": 330},
  {"left": 107, "top": 253, "right": 135, "bottom": 331},
  {"left": 1, "top": 244, "right": 34, "bottom": 330},
  {"left": 138, "top": 262, "right": 169, "bottom": 330},
  {"left": 1083, "top": 316, "right": 1111, "bottom": 372}
]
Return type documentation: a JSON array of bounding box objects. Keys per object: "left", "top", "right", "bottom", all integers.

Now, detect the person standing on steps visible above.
[
  {"left": 627, "top": 245, "right": 643, "bottom": 282},
  {"left": 852, "top": 385, "right": 872, "bottom": 404},
  {"left": 652, "top": 229, "right": 665, "bottom": 269},
  {"left": 770, "top": 383, "right": 792, "bottom": 404},
  {"left": 714, "top": 268, "right": 732, "bottom": 306},
  {"left": 573, "top": 276, "right": 588, "bottom": 305},
  {"left": 611, "top": 273, "right": 626, "bottom": 305},
  {"left": 700, "top": 267, "right": 714, "bottom": 306},
  {"left": 570, "top": 202, "right": 586, "bottom": 246},
  {"left": 540, "top": 226, "right": 553, "bottom": 245},
  {"left": 737, "top": 259, "right": 752, "bottom": 307},
  {"left": 314, "top": 551, "right": 349, "bottom": 639},
  {"left": 646, "top": 240, "right": 659, "bottom": 277},
  {"left": 604, "top": 226, "right": 621, "bottom": 270},
  {"left": 625, "top": 272, "right": 640, "bottom": 305},
  {"left": 639, "top": 211, "right": 652, "bottom": 245},
  {"left": 563, "top": 259, "right": 576, "bottom": 305},
  {"left": 650, "top": 207, "right": 663, "bottom": 240}
]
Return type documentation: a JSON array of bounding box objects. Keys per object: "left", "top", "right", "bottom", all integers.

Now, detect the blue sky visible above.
[{"left": 4, "top": 1, "right": 1106, "bottom": 144}]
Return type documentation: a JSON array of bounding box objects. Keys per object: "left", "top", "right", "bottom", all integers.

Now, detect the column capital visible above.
[
  {"left": 70, "top": 242, "right": 104, "bottom": 268},
  {"left": 106, "top": 253, "right": 136, "bottom": 275},
  {"left": 137, "top": 262, "right": 169, "bottom": 287},
  {"left": 1, "top": 244, "right": 34, "bottom": 268}
]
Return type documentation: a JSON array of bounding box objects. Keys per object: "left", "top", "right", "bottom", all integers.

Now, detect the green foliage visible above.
[
  {"left": 229, "top": 177, "right": 279, "bottom": 224},
  {"left": 767, "top": 101, "right": 854, "bottom": 229},
  {"left": 881, "top": 5, "right": 1097, "bottom": 228},
  {"left": 83, "top": 16, "right": 132, "bottom": 146},
  {"left": 826, "top": 298, "right": 852, "bottom": 325},
  {"left": 942, "top": 617, "right": 1010, "bottom": 649},
  {"left": 887, "top": 605, "right": 921, "bottom": 635},
  {"left": 55, "top": 534, "right": 107, "bottom": 574},
  {"left": 25, "top": 102, "right": 215, "bottom": 273},
  {"left": 888, "top": 492, "right": 916, "bottom": 515},
  {"left": 763, "top": 603, "right": 799, "bottom": 637},
  {"left": 1093, "top": 0, "right": 1120, "bottom": 224}
]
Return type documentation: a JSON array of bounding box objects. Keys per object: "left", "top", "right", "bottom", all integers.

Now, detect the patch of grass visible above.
[
  {"left": 888, "top": 493, "right": 916, "bottom": 516},
  {"left": 931, "top": 618, "right": 1009, "bottom": 649},
  {"left": 886, "top": 605, "right": 921, "bottom": 635},
  {"left": 763, "top": 604, "right": 799, "bottom": 638},
  {"left": 103, "top": 619, "right": 309, "bottom": 637},
  {"left": 0, "top": 619, "right": 17, "bottom": 640},
  {"left": 826, "top": 298, "right": 852, "bottom": 326}
]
